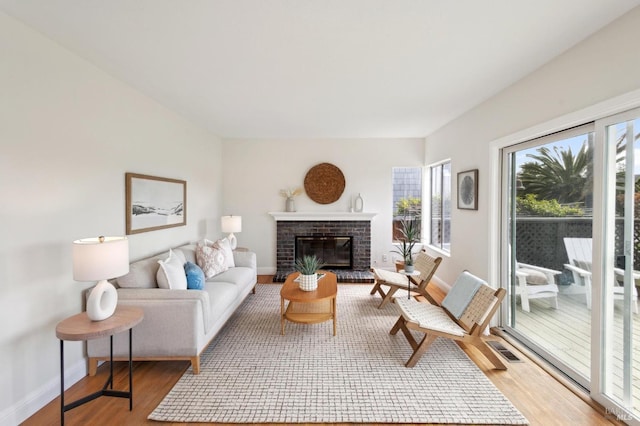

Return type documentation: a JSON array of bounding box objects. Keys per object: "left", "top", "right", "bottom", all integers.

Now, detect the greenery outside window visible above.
[
  {"left": 430, "top": 161, "right": 451, "bottom": 253},
  {"left": 392, "top": 167, "right": 422, "bottom": 243}
]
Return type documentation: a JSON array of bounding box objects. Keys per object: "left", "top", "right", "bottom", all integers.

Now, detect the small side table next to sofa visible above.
[{"left": 56, "top": 306, "right": 143, "bottom": 425}]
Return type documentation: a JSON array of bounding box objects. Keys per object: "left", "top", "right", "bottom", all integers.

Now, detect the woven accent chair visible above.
[
  {"left": 370, "top": 252, "right": 442, "bottom": 308},
  {"left": 390, "top": 271, "right": 507, "bottom": 370}
]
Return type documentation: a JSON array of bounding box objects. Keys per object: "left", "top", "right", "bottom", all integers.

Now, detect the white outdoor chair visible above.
[
  {"left": 563, "top": 237, "right": 638, "bottom": 313},
  {"left": 515, "top": 262, "right": 560, "bottom": 312}
]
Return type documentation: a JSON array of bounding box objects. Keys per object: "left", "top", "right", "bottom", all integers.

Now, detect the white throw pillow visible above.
[
  {"left": 156, "top": 249, "right": 188, "bottom": 290},
  {"left": 196, "top": 241, "right": 228, "bottom": 278},
  {"left": 214, "top": 237, "right": 235, "bottom": 268}
]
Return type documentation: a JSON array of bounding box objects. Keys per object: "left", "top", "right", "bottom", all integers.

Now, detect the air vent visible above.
[{"left": 488, "top": 341, "right": 522, "bottom": 362}]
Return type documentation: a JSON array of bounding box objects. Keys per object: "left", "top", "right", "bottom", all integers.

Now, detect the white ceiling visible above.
[{"left": 2, "top": 1, "right": 640, "bottom": 139}]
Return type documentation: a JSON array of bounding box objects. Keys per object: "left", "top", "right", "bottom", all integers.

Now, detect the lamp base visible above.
[
  {"left": 86, "top": 280, "right": 118, "bottom": 321},
  {"left": 227, "top": 233, "right": 237, "bottom": 250}
]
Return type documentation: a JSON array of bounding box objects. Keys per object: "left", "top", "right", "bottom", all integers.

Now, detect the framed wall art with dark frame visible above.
[
  {"left": 125, "top": 173, "right": 187, "bottom": 235},
  {"left": 457, "top": 169, "right": 478, "bottom": 210}
]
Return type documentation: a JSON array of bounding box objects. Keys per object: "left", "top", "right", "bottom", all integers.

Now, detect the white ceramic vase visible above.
[
  {"left": 354, "top": 193, "right": 364, "bottom": 212},
  {"left": 286, "top": 197, "right": 296, "bottom": 212},
  {"left": 299, "top": 273, "right": 318, "bottom": 291}
]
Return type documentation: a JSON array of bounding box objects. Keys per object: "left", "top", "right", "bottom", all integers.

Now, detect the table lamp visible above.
[
  {"left": 221, "top": 215, "right": 242, "bottom": 250},
  {"left": 72, "top": 236, "right": 129, "bottom": 321}
]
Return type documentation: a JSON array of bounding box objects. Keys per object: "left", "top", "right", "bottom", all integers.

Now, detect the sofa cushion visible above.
[
  {"left": 116, "top": 253, "right": 166, "bottom": 288},
  {"left": 175, "top": 244, "right": 197, "bottom": 264},
  {"left": 196, "top": 242, "right": 228, "bottom": 278},
  {"left": 185, "top": 261, "right": 205, "bottom": 290},
  {"left": 157, "top": 249, "right": 188, "bottom": 290},
  {"left": 173, "top": 248, "right": 187, "bottom": 266},
  {"left": 207, "top": 266, "right": 256, "bottom": 290},
  {"left": 202, "top": 281, "right": 240, "bottom": 331}
]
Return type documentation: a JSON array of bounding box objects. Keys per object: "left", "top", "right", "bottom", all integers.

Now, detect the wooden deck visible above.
[{"left": 514, "top": 285, "right": 640, "bottom": 413}]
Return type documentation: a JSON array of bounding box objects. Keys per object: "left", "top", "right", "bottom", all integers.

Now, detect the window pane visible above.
[
  {"left": 442, "top": 162, "right": 451, "bottom": 250},
  {"left": 429, "top": 161, "right": 451, "bottom": 252},
  {"left": 392, "top": 167, "right": 422, "bottom": 242},
  {"left": 430, "top": 165, "right": 442, "bottom": 247}
]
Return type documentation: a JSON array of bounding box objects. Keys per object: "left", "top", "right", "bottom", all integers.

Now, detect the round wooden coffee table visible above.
[{"left": 280, "top": 271, "right": 337, "bottom": 335}]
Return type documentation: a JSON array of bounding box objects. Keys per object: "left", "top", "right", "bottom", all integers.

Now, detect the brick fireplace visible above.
[{"left": 269, "top": 212, "right": 376, "bottom": 283}]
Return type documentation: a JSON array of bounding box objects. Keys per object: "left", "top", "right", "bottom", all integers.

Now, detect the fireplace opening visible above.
[{"left": 295, "top": 236, "right": 353, "bottom": 269}]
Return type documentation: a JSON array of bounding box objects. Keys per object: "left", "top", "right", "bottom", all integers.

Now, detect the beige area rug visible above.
[{"left": 149, "top": 284, "right": 528, "bottom": 424}]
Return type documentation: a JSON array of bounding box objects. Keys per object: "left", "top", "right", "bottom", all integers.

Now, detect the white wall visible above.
[
  {"left": 0, "top": 12, "right": 224, "bottom": 425},
  {"left": 424, "top": 6, "right": 640, "bottom": 286},
  {"left": 221, "top": 138, "right": 424, "bottom": 273}
]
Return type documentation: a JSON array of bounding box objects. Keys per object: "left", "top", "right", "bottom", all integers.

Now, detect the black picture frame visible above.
[{"left": 457, "top": 169, "right": 478, "bottom": 210}]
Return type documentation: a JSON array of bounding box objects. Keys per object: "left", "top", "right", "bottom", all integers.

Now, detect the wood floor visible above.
[{"left": 24, "top": 281, "right": 622, "bottom": 426}]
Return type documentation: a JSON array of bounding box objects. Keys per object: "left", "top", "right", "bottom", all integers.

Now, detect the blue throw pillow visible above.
[{"left": 184, "top": 261, "right": 205, "bottom": 290}]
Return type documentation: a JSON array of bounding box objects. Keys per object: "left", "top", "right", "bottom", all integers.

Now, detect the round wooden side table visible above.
[{"left": 56, "top": 306, "right": 143, "bottom": 425}]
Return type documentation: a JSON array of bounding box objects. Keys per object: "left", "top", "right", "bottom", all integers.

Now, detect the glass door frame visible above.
[
  {"left": 488, "top": 90, "right": 640, "bottom": 425},
  {"left": 498, "top": 123, "right": 594, "bottom": 390},
  {"left": 592, "top": 108, "right": 640, "bottom": 422}
]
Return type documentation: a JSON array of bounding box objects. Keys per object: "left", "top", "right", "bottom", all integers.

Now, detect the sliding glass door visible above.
[
  {"left": 596, "top": 110, "right": 640, "bottom": 421},
  {"left": 501, "top": 108, "right": 640, "bottom": 423},
  {"left": 502, "top": 125, "right": 594, "bottom": 388}
]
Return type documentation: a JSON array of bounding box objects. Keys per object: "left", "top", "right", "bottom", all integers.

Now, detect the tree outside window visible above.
[{"left": 392, "top": 167, "right": 422, "bottom": 243}]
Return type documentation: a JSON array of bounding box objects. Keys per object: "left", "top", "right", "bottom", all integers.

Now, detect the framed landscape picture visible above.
[
  {"left": 457, "top": 169, "right": 478, "bottom": 210},
  {"left": 125, "top": 173, "right": 186, "bottom": 235}
]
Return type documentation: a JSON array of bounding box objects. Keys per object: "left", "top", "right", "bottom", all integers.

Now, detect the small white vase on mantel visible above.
[
  {"left": 299, "top": 273, "right": 318, "bottom": 291},
  {"left": 354, "top": 193, "right": 364, "bottom": 212},
  {"left": 286, "top": 197, "right": 296, "bottom": 212}
]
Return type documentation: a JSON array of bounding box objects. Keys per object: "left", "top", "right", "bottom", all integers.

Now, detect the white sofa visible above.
[{"left": 86, "top": 243, "right": 257, "bottom": 375}]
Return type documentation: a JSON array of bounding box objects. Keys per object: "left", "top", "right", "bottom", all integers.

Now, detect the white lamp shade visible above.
[
  {"left": 221, "top": 216, "right": 242, "bottom": 233},
  {"left": 72, "top": 236, "right": 130, "bottom": 281}
]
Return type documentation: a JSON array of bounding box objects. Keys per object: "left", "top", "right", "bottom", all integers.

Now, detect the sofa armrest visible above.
[{"left": 233, "top": 250, "right": 257, "bottom": 270}]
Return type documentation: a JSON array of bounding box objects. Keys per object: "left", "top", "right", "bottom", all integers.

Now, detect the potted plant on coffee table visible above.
[
  {"left": 392, "top": 217, "right": 421, "bottom": 273},
  {"left": 295, "top": 255, "right": 325, "bottom": 291}
]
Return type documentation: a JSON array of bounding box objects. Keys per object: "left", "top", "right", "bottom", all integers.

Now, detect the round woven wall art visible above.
[{"left": 304, "top": 163, "right": 345, "bottom": 204}]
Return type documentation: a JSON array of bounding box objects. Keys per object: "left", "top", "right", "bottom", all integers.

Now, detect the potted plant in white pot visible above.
[
  {"left": 392, "top": 217, "right": 421, "bottom": 273},
  {"left": 295, "top": 255, "right": 325, "bottom": 291}
]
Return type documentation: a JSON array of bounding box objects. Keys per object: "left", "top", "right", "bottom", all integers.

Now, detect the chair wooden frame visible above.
[
  {"left": 390, "top": 276, "right": 507, "bottom": 370},
  {"left": 370, "top": 252, "right": 442, "bottom": 308}
]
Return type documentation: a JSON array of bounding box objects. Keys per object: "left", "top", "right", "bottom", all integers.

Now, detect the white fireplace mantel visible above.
[{"left": 268, "top": 212, "right": 376, "bottom": 221}]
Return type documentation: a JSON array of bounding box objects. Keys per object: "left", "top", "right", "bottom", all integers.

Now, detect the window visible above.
[
  {"left": 429, "top": 161, "right": 451, "bottom": 252},
  {"left": 392, "top": 167, "right": 422, "bottom": 243}
]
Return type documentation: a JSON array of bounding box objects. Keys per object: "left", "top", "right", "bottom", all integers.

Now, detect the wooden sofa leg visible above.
[
  {"left": 88, "top": 358, "right": 98, "bottom": 376},
  {"left": 191, "top": 356, "right": 200, "bottom": 374}
]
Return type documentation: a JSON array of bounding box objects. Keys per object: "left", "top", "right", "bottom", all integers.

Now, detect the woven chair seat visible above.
[
  {"left": 395, "top": 297, "right": 465, "bottom": 337},
  {"left": 372, "top": 268, "right": 410, "bottom": 288}
]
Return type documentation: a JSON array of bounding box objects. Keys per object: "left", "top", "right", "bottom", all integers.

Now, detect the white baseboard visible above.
[
  {"left": 431, "top": 275, "right": 452, "bottom": 292},
  {"left": 0, "top": 358, "right": 86, "bottom": 426},
  {"left": 257, "top": 266, "right": 276, "bottom": 275}
]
